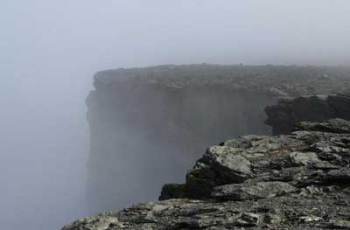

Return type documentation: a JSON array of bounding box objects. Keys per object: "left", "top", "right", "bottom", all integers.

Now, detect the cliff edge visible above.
[
  {"left": 86, "top": 65, "right": 350, "bottom": 212},
  {"left": 64, "top": 118, "right": 350, "bottom": 229},
  {"left": 265, "top": 93, "right": 350, "bottom": 135}
]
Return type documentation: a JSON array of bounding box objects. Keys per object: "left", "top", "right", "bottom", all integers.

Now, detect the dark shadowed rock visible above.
[
  {"left": 326, "top": 168, "right": 350, "bottom": 182},
  {"left": 265, "top": 94, "right": 350, "bottom": 135},
  {"left": 64, "top": 119, "right": 350, "bottom": 229},
  {"left": 158, "top": 184, "right": 185, "bottom": 201}
]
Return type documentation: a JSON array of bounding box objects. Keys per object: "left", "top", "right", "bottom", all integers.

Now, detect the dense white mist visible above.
[{"left": 1, "top": 0, "right": 350, "bottom": 229}]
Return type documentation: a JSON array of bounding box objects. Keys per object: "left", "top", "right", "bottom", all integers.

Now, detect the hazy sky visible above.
[
  {"left": 2, "top": 0, "right": 350, "bottom": 69},
  {"left": 1, "top": 1, "right": 350, "bottom": 229}
]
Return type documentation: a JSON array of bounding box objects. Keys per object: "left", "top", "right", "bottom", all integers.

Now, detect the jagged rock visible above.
[
  {"left": 63, "top": 119, "right": 350, "bottom": 229},
  {"left": 205, "top": 146, "right": 254, "bottom": 183},
  {"left": 289, "top": 151, "right": 338, "bottom": 169},
  {"left": 296, "top": 118, "right": 350, "bottom": 134},
  {"left": 211, "top": 181, "right": 297, "bottom": 201},
  {"left": 326, "top": 168, "right": 350, "bottom": 182},
  {"left": 158, "top": 184, "right": 185, "bottom": 200},
  {"left": 265, "top": 94, "right": 350, "bottom": 135},
  {"left": 62, "top": 215, "right": 121, "bottom": 230}
]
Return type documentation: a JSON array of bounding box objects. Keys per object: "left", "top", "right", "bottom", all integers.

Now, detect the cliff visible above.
[
  {"left": 64, "top": 119, "right": 350, "bottom": 229},
  {"left": 86, "top": 65, "right": 350, "bottom": 212},
  {"left": 265, "top": 93, "right": 350, "bottom": 135}
]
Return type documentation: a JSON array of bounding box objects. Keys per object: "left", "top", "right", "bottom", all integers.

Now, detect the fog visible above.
[{"left": 1, "top": 1, "right": 350, "bottom": 229}]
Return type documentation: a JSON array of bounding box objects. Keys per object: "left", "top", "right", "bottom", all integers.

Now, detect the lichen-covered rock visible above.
[
  {"left": 211, "top": 181, "right": 297, "bottom": 201},
  {"left": 63, "top": 119, "right": 350, "bottom": 229}
]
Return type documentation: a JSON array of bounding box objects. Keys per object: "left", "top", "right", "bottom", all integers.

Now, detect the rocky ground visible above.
[{"left": 63, "top": 118, "right": 350, "bottom": 230}]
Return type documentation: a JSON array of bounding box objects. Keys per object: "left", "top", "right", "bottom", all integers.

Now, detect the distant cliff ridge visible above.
[
  {"left": 65, "top": 119, "right": 350, "bottom": 230},
  {"left": 86, "top": 65, "right": 350, "bottom": 213},
  {"left": 92, "top": 65, "right": 350, "bottom": 96}
]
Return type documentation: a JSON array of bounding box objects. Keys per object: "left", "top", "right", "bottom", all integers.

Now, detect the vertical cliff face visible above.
[
  {"left": 88, "top": 85, "right": 273, "bottom": 211},
  {"left": 265, "top": 94, "right": 350, "bottom": 135},
  {"left": 87, "top": 85, "right": 274, "bottom": 212},
  {"left": 86, "top": 65, "right": 350, "bottom": 213}
]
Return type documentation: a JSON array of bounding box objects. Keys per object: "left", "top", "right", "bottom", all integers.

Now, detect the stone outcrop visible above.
[
  {"left": 64, "top": 119, "right": 350, "bottom": 229},
  {"left": 86, "top": 65, "right": 350, "bottom": 213},
  {"left": 265, "top": 94, "right": 350, "bottom": 135}
]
